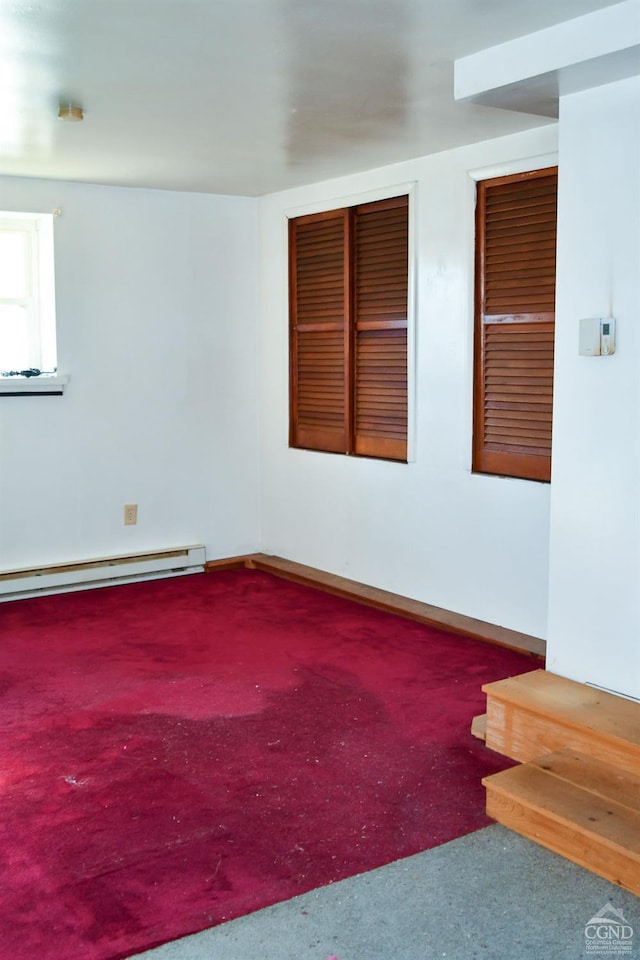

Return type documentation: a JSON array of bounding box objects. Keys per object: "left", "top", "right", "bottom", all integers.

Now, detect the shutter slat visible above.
[
  {"left": 483, "top": 174, "right": 556, "bottom": 321},
  {"left": 355, "top": 329, "right": 408, "bottom": 457},
  {"left": 485, "top": 186, "right": 554, "bottom": 207},
  {"left": 353, "top": 198, "right": 408, "bottom": 461},
  {"left": 486, "top": 200, "right": 557, "bottom": 223},
  {"left": 481, "top": 320, "right": 554, "bottom": 458},
  {"left": 290, "top": 211, "right": 349, "bottom": 453},
  {"left": 485, "top": 267, "right": 556, "bottom": 283},
  {"left": 485, "top": 409, "right": 551, "bottom": 422},
  {"left": 485, "top": 331, "right": 554, "bottom": 342},
  {"left": 473, "top": 168, "right": 557, "bottom": 481}
]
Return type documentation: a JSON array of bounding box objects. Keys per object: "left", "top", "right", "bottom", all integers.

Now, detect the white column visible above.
[{"left": 547, "top": 77, "right": 640, "bottom": 700}]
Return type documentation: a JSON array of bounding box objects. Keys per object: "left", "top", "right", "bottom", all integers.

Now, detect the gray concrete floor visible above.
[{"left": 130, "top": 825, "right": 639, "bottom": 960}]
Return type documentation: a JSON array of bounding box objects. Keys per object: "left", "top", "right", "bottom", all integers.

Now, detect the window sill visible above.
[{"left": 0, "top": 375, "right": 69, "bottom": 396}]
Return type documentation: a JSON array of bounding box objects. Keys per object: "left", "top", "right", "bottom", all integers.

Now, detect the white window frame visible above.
[{"left": 0, "top": 210, "right": 67, "bottom": 394}]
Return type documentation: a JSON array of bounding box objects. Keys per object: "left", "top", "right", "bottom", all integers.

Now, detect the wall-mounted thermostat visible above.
[{"left": 579, "top": 317, "right": 616, "bottom": 356}]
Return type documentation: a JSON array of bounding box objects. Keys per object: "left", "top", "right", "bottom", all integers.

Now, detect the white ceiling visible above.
[{"left": 0, "top": 0, "right": 622, "bottom": 196}]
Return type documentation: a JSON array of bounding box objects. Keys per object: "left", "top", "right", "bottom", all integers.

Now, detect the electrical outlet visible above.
[{"left": 124, "top": 504, "right": 138, "bottom": 525}]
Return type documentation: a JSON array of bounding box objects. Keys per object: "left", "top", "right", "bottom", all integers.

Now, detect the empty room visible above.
[{"left": 0, "top": 2, "right": 638, "bottom": 959}]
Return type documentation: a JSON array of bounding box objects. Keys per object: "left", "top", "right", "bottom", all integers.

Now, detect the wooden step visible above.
[
  {"left": 482, "top": 669, "right": 640, "bottom": 776},
  {"left": 484, "top": 749, "right": 640, "bottom": 895},
  {"left": 471, "top": 714, "right": 487, "bottom": 741}
]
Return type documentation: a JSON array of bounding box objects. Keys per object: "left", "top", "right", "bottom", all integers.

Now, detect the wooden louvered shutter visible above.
[
  {"left": 473, "top": 168, "right": 557, "bottom": 482},
  {"left": 289, "top": 210, "right": 350, "bottom": 453},
  {"left": 353, "top": 196, "right": 408, "bottom": 461}
]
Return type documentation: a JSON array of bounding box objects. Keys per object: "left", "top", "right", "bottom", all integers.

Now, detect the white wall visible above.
[
  {"left": 258, "top": 126, "right": 558, "bottom": 639},
  {"left": 6, "top": 80, "right": 635, "bottom": 700},
  {"left": 0, "top": 177, "right": 261, "bottom": 569},
  {"left": 547, "top": 76, "right": 640, "bottom": 700}
]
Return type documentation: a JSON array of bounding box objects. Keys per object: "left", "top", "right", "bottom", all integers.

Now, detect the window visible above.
[
  {"left": 0, "top": 211, "right": 58, "bottom": 385},
  {"left": 289, "top": 194, "right": 408, "bottom": 462},
  {"left": 473, "top": 168, "right": 557, "bottom": 482}
]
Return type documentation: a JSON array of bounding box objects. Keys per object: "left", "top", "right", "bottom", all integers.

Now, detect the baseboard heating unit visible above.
[{"left": 0, "top": 545, "right": 206, "bottom": 602}]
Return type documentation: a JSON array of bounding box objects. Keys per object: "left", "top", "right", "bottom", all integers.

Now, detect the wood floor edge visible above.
[
  {"left": 204, "top": 555, "right": 257, "bottom": 571},
  {"left": 205, "top": 552, "right": 545, "bottom": 660}
]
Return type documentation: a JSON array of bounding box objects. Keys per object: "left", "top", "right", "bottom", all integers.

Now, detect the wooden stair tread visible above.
[
  {"left": 484, "top": 751, "right": 640, "bottom": 858},
  {"left": 527, "top": 750, "right": 640, "bottom": 814},
  {"left": 482, "top": 670, "right": 640, "bottom": 748}
]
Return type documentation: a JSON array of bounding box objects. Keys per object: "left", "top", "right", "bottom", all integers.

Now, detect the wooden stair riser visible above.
[
  {"left": 485, "top": 699, "right": 640, "bottom": 776},
  {"left": 471, "top": 713, "right": 487, "bottom": 741},
  {"left": 483, "top": 671, "right": 640, "bottom": 777}
]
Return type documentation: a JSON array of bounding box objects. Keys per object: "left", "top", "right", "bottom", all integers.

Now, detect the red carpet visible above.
[{"left": 0, "top": 569, "right": 536, "bottom": 960}]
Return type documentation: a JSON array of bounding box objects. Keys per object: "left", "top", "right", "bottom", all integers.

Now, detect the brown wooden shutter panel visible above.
[
  {"left": 474, "top": 169, "right": 557, "bottom": 482},
  {"left": 289, "top": 210, "right": 350, "bottom": 453},
  {"left": 353, "top": 196, "right": 408, "bottom": 461}
]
